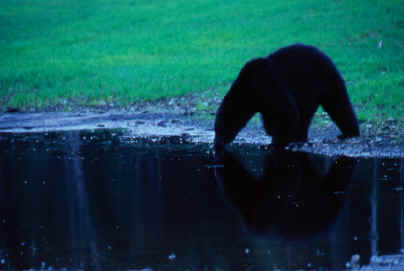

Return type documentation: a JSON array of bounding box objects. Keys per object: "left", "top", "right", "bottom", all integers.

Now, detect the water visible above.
[{"left": 0, "top": 130, "right": 403, "bottom": 271}]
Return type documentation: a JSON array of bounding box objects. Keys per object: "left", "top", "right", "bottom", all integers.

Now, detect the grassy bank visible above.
[{"left": 1, "top": 0, "right": 403, "bottom": 120}]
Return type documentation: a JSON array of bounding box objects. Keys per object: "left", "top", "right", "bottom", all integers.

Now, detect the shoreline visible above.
[{"left": 0, "top": 111, "right": 403, "bottom": 158}]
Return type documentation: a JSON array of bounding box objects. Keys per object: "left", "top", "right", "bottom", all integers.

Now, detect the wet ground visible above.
[
  {"left": 0, "top": 130, "right": 403, "bottom": 270},
  {"left": 0, "top": 111, "right": 403, "bottom": 158}
]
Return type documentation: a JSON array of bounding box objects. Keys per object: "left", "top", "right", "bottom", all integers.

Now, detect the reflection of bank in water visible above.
[{"left": 0, "top": 131, "right": 403, "bottom": 270}]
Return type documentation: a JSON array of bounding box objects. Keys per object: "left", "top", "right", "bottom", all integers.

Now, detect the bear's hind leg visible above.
[{"left": 321, "top": 86, "right": 360, "bottom": 139}]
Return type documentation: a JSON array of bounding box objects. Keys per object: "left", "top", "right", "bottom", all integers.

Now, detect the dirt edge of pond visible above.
[
  {"left": 0, "top": 110, "right": 403, "bottom": 158},
  {"left": 346, "top": 253, "right": 404, "bottom": 271}
]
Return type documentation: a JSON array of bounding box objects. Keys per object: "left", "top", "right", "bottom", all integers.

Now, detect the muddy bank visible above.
[
  {"left": 0, "top": 111, "right": 403, "bottom": 158},
  {"left": 348, "top": 254, "right": 404, "bottom": 271}
]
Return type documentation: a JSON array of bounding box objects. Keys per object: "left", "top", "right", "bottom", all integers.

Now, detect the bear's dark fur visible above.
[{"left": 214, "top": 44, "right": 360, "bottom": 150}]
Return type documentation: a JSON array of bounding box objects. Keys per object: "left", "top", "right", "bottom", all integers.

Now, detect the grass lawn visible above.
[{"left": 1, "top": 0, "right": 403, "bottom": 121}]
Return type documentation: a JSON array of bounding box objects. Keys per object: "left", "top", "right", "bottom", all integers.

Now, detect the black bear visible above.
[{"left": 214, "top": 44, "right": 360, "bottom": 150}]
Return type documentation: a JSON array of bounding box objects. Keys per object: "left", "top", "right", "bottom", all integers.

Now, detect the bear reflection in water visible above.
[{"left": 214, "top": 150, "right": 357, "bottom": 239}]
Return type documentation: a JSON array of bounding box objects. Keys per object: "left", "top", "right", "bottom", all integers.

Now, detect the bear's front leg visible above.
[{"left": 260, "top": 92, "right": 301, "bottom": 147}]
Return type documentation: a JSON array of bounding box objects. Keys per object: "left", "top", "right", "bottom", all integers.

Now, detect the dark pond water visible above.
[{"left": 0, "top": 130, "right": 403, "bottom": 271}]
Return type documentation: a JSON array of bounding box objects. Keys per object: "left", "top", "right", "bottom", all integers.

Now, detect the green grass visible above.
[{"left": 1, "top": 0, "right": 403, "bottom": 120}]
